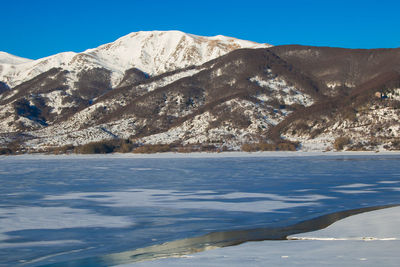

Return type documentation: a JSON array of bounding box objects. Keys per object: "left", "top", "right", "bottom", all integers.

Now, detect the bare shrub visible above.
[
  {"left": 241, "top": 141, "right": 298, "bottom": 152},
  {"left": 74, "top": 141, "right": 116, "bottom": 154},
  {"left": 258, "top": 143, "right": 276, "bottom": 151},
  {"left": 133, "top": 144, "right": 172, "bottom": 154},
  {"left": 0, "top": 148, "right": 12, "bottom": 155},
  {"left": 241, "top": 143, "right": 259, "bottom": 152},
  {"left": 347, "top": 142, "right": 367, "bottom": 151},
  {"left": 333, "top": 137, "right": 351, "bottom": 151},
  {"left": 277, "top": 142, "right": 298, "bottom": 151},
  {"left": 176, "top": 145, "right": 201, "bottom": 153},
  {"left": 52, "top": 145, "right": 75, "bottom": 154},
  {"left": 118, "top": 141, "right": 135, "bottom": 153},
  {"left": 201, "top": 144, "right": 217, "bottom": 152}
]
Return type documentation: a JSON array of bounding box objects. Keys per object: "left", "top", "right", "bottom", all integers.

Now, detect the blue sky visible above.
[{"left": 2, "top": 0, "right": 400, "bottom": 59}]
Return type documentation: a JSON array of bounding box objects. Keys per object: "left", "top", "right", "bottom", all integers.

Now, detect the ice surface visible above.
[
  {"left": 118, "top": 207, "right": 400, "bottom": 267},
  {"left": 333, "top": 189, "right": 378, "bottom": 194},
  {"left": 334, "top": 183, "right": 374, "bottom": 188},
  {"left": 378, "top": 181, "right": 400, "bottom": 184},
  {"left": 1, "top": 154, "right": 399, "bottom": 266},
  {"left": 0, "top": 240, "right": 83, "bottom": 249},
  {"left": 0, "top": 206, "right": 133, "bottom": 242},
  {"left": 290, "top": 206, "right": 400, "bottom": 240},
  {"left": 44, "top": 189, "right": 334, "bottom": 213}
]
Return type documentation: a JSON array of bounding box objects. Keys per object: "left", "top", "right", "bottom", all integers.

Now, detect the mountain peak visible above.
[
  {"left": 0, "top": 51, "right": 33, "bottom": 65},
  {"left": 0, "top": 31, "right": 270, "bottom": 88},
  {"left": 83, "top": 30, "right": 271, "bottom": 76}
]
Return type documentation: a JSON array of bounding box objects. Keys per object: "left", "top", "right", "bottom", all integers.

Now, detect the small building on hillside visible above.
[{"left": 375, "top": 91, "right": 388, "bottom": 99}]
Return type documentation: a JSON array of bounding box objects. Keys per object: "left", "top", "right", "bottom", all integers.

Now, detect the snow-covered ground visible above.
[
  {"left": 117, "top": 206, "right": 400, "bottom": 266},
  {"left": 250, "top": 74, "right": 314, "bottom": 107}
]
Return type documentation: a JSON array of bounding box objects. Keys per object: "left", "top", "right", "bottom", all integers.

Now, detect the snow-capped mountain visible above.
[
  {"left": 0, "top": 52, "right": 33, "bottom": 65},
  {"left": 1, "top": 32, "right": 400, "bottom": 153},
  {"left": 84, "top": 30, "right": 269, "bottom": 78},
  {"left": 0, "top": 52, "right": 34, "bottom": 88},
  {"left": 0, "top": 30, "right": 270, "bottom": 88}
]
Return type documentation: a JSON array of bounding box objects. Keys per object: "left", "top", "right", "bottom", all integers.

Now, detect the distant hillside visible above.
[{"left": 1, "top": 32, "right": 400, "bottom": 154}]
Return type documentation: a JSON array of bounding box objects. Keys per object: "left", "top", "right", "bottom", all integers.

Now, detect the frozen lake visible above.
[{"left": 1, "top": 153, "right": 400, "bottom": 266}]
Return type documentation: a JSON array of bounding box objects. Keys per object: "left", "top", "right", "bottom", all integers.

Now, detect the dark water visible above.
[{"left": 0, "top": 154, "right": 399, "bottom": 266}]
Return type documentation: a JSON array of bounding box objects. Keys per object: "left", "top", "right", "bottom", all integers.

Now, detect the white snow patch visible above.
[
  {"left": 135, "top": 68, "right": 203, "bottom": 92},
  {"left": 41, "top": 90, "right": 76, "bottom": 114},
  {"left": 333, "top": 190, "right": 377, "bottom": 194},
  {"left": 250, "top": 75, "right": 314, "bottom": 106},
  {"left": 387, "top": 88, "right": 400, "bottom": 101},
  {"left": 290, "top": 206, "right": 400, "bottom": 240},
  {"left": 334, "top": 183, "right": 374, "bottom": 188},
  {"left": 378, "top": 181, "right": 400, "bottom": 184},
  {"left": 44, "top": 189, "right": 333, "bottom": 213},
  {"left": 118, "top": 206, "right": 400, "bottom": 267},
  {"left": 0, "top": 52, "right": 33, "bottom": 65}
]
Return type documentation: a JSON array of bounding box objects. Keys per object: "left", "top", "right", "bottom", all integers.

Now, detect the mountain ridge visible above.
[
  {"left": 0, "top": 51, "right": 33, "bottom": 65},
  {"left": 0, "top": 30, "right": 271, "bottom": 89},
  {"left": 1, "top": 32, "right": 400, "bottom": 153}
]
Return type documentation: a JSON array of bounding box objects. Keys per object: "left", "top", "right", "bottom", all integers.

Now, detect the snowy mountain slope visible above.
[
  {"left": 0, "top": 52, "right": 77, "bottom": 88},
  {"left": 2, "top": 39, "right": 400, "bottom": 153},
  {"left": 0, "top": 31, "right": 271, "bottom": 140},
  {"left": 0, "top": 31, "right": 270, "bottom": 89},
  {"left": 275, "top": 71, "right": 400, "bottom": 151},
  {"left": 16, "top": 48, "right": 318, "bottom": 150},
  {"left": 270, "top": 45, "right": 400, "bottom": 96},
  {"left": 84, "top": 30, "right": 270, "bottom": 78},
  {"left": 0, "top": 52, "right": 33, "bottom": 65}
]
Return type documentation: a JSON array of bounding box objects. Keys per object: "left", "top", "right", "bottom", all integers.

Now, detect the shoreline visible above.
[
  {"left": 122, "top": 205, "right": 400, "bottom": 267},
  {"left": 2, "top": 150, "right": 400, "bottom": 159},
  {"left": 36, "top": 204, "right": 399, "bottom": 267}
]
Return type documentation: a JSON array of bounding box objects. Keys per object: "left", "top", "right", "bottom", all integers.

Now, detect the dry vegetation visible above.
[
  {"left": 132, "top": 144, "right": 172, "bottom": 153},
  {"left": 0, "top": 148, "right": 12, "bottom": 155},
  {"left": 333, "top": 137, "right": 351, "bottom": 151},
  {"left": 241, "top": 141, "right": 299, "bottom": 152},
  {"left": 73, "top": 139, "right": 137, "bottom": 154}
]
